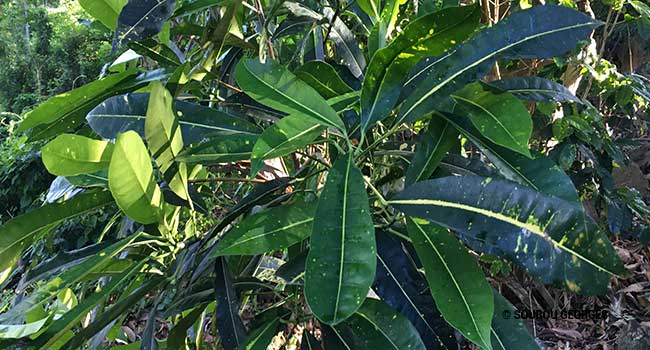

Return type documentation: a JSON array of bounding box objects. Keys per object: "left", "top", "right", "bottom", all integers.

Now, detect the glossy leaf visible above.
[
  {"left": 214, "top": 257, "right": 246, "bottom": 350},
  {"left": 41, "top": 134, "right": 113, "bottom": 177},
  {"left": 214, "top": 201, "right": 316, "bottom": 256},
  {"left": 360, "top": 6, "right": 481, "bottom": 132},
  {"left": 399, "top": 5, "right": 601, "bottom": 122},
  {"left": 487, "top": 77, "right": 580, "bottom": 102},
  {"left": 406, "top": 218, "right": 493, "bottom": 349},
  {"left": 373, "top": 231, "right": 457, "bottom": 350},
  {"left": 108, "top": 131, "right": 163, "bottom": 224},
  {"left": 324, "top": 8, "right": 367, "bottom": 79},
  {"left": 405, "top": 119, "right": 458, "bottom": 185},
  {"left": 440, "top": 113, "right": 580, "bottom": 205},
  {"left": 451, "top": 83, "right": 532, "bottom": 157},
  {"left": 295, "top": 61, "right": 354, "bottom": 99},
  {"left": 113, "top": 0, "right": 176, "bottom": 49},
  {"left": 0, "top": 191, "right": 113, "bottom": 285},
  {"left": 87, "top": 93, "right": 261, "bottom": 144},
  {"left": 17, "top": 70, "right": 137, "bottom": 134},
  {"left": 342, "top": 298, "right": 426, "bottom": 350},
  {"left": 490, "top": 291, "right": 539, "bottom": 350},
  {"left": 78, "top": 0, "right": 127, "bottom": 30},
  {"left": 305, "top": 154, "right": 376, "bottom": 325},
  {"left": 391, "top": 176, "right": 627, "bottom": 295},
  {"left": 235, "top": 59, "right": 345, "bottom": 131}
]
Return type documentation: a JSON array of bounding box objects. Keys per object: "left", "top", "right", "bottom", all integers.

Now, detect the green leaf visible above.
[
  {"left": 405, "top": 118, "right": 458, "bottom": 185},
  {"left": 146, "top": 82, "right": 184, "bottom": 171},
  {"left": 490, "top": 291, "right": 539, "bottom": 350},
  {"left": 406, "top": 218, "right": 493, "bottom": 350},
  {"left": 87, "top": 93, "right": 261, "bottom": 144},
  {"left": 113, "top": 0, "right": 176, "bottom": 49},
  {"left": 0, "top": 191, "right": 114, "bottom": 286},
  {"left": 242, "top": 315, "right": 282, "bottom": 350},
  {"left": 295, "top": 61, "right": 354, "bottom": 99},
  {"left": 78, "top": 0, "right": 127, "bottom": 30},
  {"left": 360, "top": 6, "right": 481, "bottom": 132},
  {"left": 16, "top": 70, "right": 137, "bottom": 134},
  {"left": 487, "top": 77, "right": 580, "bottom": 102},
  {"left": 235, "top": 59, "right": 346, "bottom": 132},
  {"left": 173, "top": 0, "right": 228, "bottom": 17},
  {"left": 214, "top": 201, "right": 316, "bottom": 256},
  {"left": 439, "top": 113, "right": 580, "bottom": 205},
  {"left": 305, "top": 154, "right": 376, "bottom": 325},
  {"left": 214, "top": 257, "right": 246, "bottom": 349},
  {"left": 399, "top": 5, "right": 601, "bottom": 122},
  {"left": 357, "top": 0, "right": 380, "bottom": 19},
  {"left": 167, "top": 307, "right": 206, "bottom": 350},
  {"left": 451, "top": 83, "right": 532, "bottom": 157},
  {"left": 41, "top": 134, "right": 114, "bottom": 177},
  {"left": 324, "top": 8, "right": 367, "bottom": 79},
  {"left": 390, "top": 176, "right": 627, "bottom": 295},
  {"left": 0, "top": 315, "right": 52, "bottom": 339},
  {"left": 32, "top": 259, "right": 145, "bottom": 349},
  {"left": 108, "top": 131, "right": 163, "bottom": 224},
  {"left": 249, "top": 92, "right": 359, "bottom": 176},
  {"left": 341, "top": 298, "right": 426, "bottom": 350},
  {"left": 177, "top": 134, "right": 258, "bottom": 164}
]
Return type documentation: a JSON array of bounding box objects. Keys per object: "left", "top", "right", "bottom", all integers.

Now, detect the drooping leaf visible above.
[
  {"left": 113, "top": 0, "right": 176, "bottom": 49},
  {"left": 451, "top": 83, "right": 533, "bottom": 157},
  {"left": 405, "top": 119, "right": 459, "bottom": 185},
  {"left": 108, "top": 131, "right": 163, "bottom": 224},
  {"left": 399, "top": 5, "right": 601, "bottom": 122},
  {"left": 235, "top": 59, "right": 346, "bottom": 132},
  {"left": 0, "top": 191, "right": 114, "bottom": 285},
  {"left": 78, "top": 0, "right": 127, "bottom": 30},
  {"left": 41, "top": 134, "right": 114, "bottom": 177},
  {"left": 87, "top": 93, "right": 261, "bottom": 144},
  {"left": 305, "top": 154, "right": 376, "bottom": 325},
  {"left": 214, "top": 201, "right": 316, "bottom": 256},
  {"left": 214, "top": 257, "right": 246, "bottom": 350},
  {"left": 32, "top": 259, "right": 145, "bottom": 349},
  {"left": 487, "top": 77, "right": 580, "bottom": 102},
  {"left": 295, "top": 61, "right": 354, "bottom": 99},
  {"left": 390, "top": 176, "right": 627, "bottom": 295},
  {"left": 324, "top": 8, "right": 367, "bottom": 79},
  {"left": 341, "top": 298, "right": 426, "bottom": 350},
  {"left": 406, "top": 218, "right": 493, "bottom": 350},
  {"left": 490, "top": 290, "right": 539, "bottom": 350},
  {"left": 63, "top": 277, "right": 165, "bottom": 349},
  {"left": 373, "top": 231, "right": 457, "bottom": 350},
  {"left": 360, "top": 6, "right": 481, "bottom": 132},
  {"left": 16, "top": 70, "right": 137, "bottom": 134},
  {"left": 439, "top": 113, "right": 581, "bottom": 205}
]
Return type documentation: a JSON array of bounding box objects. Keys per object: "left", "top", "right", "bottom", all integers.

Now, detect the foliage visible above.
[{"left": 1, "top": 0, "right": 649, "bottom": 349}]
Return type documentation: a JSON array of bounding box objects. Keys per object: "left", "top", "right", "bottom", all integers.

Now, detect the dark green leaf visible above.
[
  {"left": 487, "top": 77, "right": 580, "bottom": 102},
  {"left": 399, "top": 5, "right": 601, "bottom": 122},
  {"left": 295, "top": 61, "right": 354, "bottom": 99},
  {"left": 235, "top": 59, "right": 346, "bottom": 132},
  {"left": 177, "top": 134, "right": 257, "bottom": 164},
  {"left": 214, "top": 257, "right": 246, "bottom": 350},
  {"left": 167, "top": 307, "right": 206, "bottom": 350},
  {"left": 324, "top": 8, "right": 367, "bottom": 79},
  {"left": 342, "top": 298, "right": 426, "bottom": 350},
  {"left": 405, "top": 119, "right": 459, "bottom": 185},
  {"left": 113, "top": 0, "right": 176, "bottom": 49},
  {"left": 406, "top": 218, "right": 493, "bottom": 350},
  {"left": 87, "top": 93, "right": 261, "bottom": 144},
  {"left": 360, "top": 6, "right": 480, "bottom": 132},
  {"left": 373, "top": 231, "right": 457, "bottom": 350},
  {"left": 490, "top": 291, "right": 539, "bottom": 350},
  {"left": 214, "top": 201, "right": 316, "bottom": 256},
  {"left": 451, "top": 83, "right": 532, "bottom": 157},
  {"left": 305, "top": 154, "right": 376, "bottom": 324},
  {"left": 390, "top": 176, "right": 627, "bottom": 295}
]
